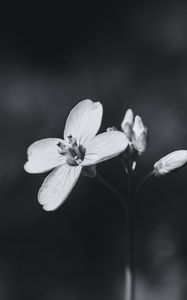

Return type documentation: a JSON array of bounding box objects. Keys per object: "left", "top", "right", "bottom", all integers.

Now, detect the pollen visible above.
[{"left": 57, "top": 137, "right": 85, "bottom": 166}]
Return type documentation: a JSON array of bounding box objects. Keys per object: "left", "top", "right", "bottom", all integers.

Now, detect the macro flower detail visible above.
[
  {"left": 108, "top": 108, "right": 148, "bottom": 172},
  {"left": 153, "top": 150, "right": 187, "bottom": 177},
  {"left": 121, "top": 108, "right": 134, "bottom": 140},
  {"left": 24, "top": 99, "right": 128, "bottom": 211},
  {"left": 121, "top": 109, "right": 148, "bottom": 155},
  {"left": 107, "top": 108, "right": 148, "bottom": 172}
]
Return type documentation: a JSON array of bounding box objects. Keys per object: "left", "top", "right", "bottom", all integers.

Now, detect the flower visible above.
[
  {"left": 153, "top": 150, "right": 187, "bottom": 177},
  {"left": 24, "top": 99, "right": 128, "bottom": 211},
  {"left": 121, "top": 109, "right": 148, "bottom": 155}
]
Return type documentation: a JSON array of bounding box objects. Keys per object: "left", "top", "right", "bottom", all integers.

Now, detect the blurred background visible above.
[{"left": 1, "top": 1, "right": 187, "bottom": 299}]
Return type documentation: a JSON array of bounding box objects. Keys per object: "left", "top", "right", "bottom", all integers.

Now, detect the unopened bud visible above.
[
  {"left": 154, "top": 150, "right": 187, "bottom": 177},
  {"left": 121, "top": 109, "right": 134, "bottom": 138},
  {"left": 121, "top": 109, "right": 148, "bottom": 172},
  {"left": 132, "top": 116, "right": 148, "bottom": 154},
  {"left": 133, "top": 115, "right": 145, "bottom": 138}
]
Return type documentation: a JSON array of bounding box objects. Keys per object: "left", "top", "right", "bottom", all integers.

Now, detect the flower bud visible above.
[
  {"left": 121, "top": 109, "right": 134, "bottom": 139},
  {"left": 132, "top": 116, "right": 148, "bottom": 155},
  {"left": 120, "top": 109, "right": 148, "bottom": 172},
  {"left": 121, "top": 108, "right": 134, "bottom": 128},
  {"left": 154, "top": 150, "right": 187, "bottom": 177}
]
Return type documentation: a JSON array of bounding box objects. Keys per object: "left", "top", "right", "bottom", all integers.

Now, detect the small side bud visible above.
[
  {"left": 123, "top": 123, "right": 133, "bottom": 140},
  {"left": 134, "top": 130, "right": 148, "bottom": 155},
  {"left": 132, "top": 116, "right": 148, "bottom": 155},
  {"left": 121, "top": 109, "right": 148, "bottom": 173},
  {"left": 133, "top": 116, "right": 145, "bottom": 139},
  {"left": 154, "top": 150, "right": 187, "bottom": 177},
  {"left": 132, "top": 161, "right": 137, "bottom": 171},
  {"left": 121, "top": 109, "right": 134, "bottom": 137}
]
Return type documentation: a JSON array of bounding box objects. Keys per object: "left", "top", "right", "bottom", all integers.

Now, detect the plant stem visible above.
[
  {"left": 125, "top": 170, "right": 134, "bottom": 300},
  {"left": 134, "top": 171, "right": 154, "bottom": 201},
  {"left": 96, "top": 173, "right": 127, "bottom": 210},
  {"left": 96, "top": 172, "right": 134, "bottom": 300}
]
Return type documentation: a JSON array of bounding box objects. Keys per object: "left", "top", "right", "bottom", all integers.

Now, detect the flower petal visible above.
[
  {"left": 81, "top": 131, "right": 128, "bottom": 166},
  {"left": 38, "top": 164, "right": 82, "bottom": 211},
  {"left": 136, "top": 132, "right": 148, "bottom": 154},
  {"left": 132, "top": 115, "right": 145, "bottom": 139},
  {"left": 24, "top": 138, "right": 67, "bottom": 174},
  {"left": 64, "top": 99, "right": 103, "bottom": 146},
  {"left": 121, "top": 108, "right": 134, "bottom": 131},
  {"left": 154, "top": 150, "right": 187, "bottom": 176}
]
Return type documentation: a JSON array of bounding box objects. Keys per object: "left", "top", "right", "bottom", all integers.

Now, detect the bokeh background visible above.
[{"left": 1, "top": 1, "right": 187, "bottom": 299}]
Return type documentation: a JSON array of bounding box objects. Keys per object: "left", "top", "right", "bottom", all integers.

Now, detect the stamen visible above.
[
  {"left": 68, "top": 135, "right": 77, "bottom": 147},
  {"left": 57, "top": 141, "right": 64, "bottom": 148},
  {"left": 75, "top": 158, "right": 83, "bottom": 165},
  {"left": 58, "top": 135, "right": 85, "bottom": 165},
  {"left": 57, "top": 141, "right": 68, "bottom": 154}
]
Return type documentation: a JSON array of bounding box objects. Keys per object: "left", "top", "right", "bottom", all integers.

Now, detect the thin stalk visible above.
[
  {"left": 96, "top": 171, "right": 134, "bottom": 300},
  {"left": 120, "top": 156, "right": 134, "bottom": 300},
  {"left": 125, "top": 170, "right": 134, "bottom": 300},
  {"left": 134, "top": 170, "right": 154, "bottom": 201},
  {"left": 96, "top": 173, "right": 127, "bottom": 210}
]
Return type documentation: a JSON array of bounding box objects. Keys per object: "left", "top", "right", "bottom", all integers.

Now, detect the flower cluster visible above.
[
  {"left": 24, "top": 99, "right": 187, "bottom": 211},
  {"left": 121, "top": 109, "right": 148, "bottom": 172}
]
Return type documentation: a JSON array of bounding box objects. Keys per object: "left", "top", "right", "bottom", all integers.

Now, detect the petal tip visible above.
[
  {"left": 24, "top": 161, "right": 31, "bottom": 173},
  {"left": 121, "top": 108, "right": 134, "bottom": 131},
  {"left": 134, "top": 115, "right": 143, "bottom": 125},
  {"left": 42, "top": 204, "right": 56, "bottom": 211},
  {"left": 126, "top": 108, "right": 133, "bottom": 115}
]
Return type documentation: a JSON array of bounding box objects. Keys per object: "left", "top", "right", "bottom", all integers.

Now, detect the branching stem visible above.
[
  {"left": 96, "top": 171, "right": 133, "bottom": 300},
  {"left": 96, "top": 173, "right": 127, "bottom": 210},
  {"left": 134, "top": 170, "right": 154, "bottom": 201},
  {"left": 96, "top": 168, "right": 153, "bottom": 300},
  {"left": 125, "top": 170, "right": 134, "bottom": 300}
]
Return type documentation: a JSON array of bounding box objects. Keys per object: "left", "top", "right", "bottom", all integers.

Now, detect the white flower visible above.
[
  {"left": 154, "top": 150, "right": 187, "bottom": 177},
  {"left": 121, "top": 109, "right": 148, "bottom": 155},
  {"left": 24, "top": 99, "right": 128, "bottom": 211}
]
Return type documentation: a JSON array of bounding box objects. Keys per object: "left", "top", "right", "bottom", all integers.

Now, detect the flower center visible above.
[{"left": 57, "top": 135, "right": 85, "bottom": 166}]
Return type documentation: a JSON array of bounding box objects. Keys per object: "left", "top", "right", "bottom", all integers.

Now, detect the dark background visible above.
[{"left": 1, "top": 1, "right": 187, "bottom": 299}]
